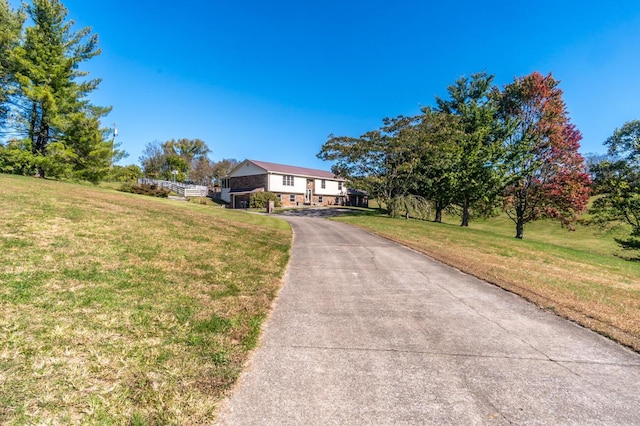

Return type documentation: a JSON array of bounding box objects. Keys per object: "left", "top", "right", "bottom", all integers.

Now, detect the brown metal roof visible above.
[
  {"left": 247, "top": 159, "right": 344, "bottom": 180},
  {"left": 228, "top": 187, "right": 265, "bottom": 195}
]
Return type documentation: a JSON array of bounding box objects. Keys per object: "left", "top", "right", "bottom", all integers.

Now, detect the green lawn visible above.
[
  {"left": 334, "top": 209, "right": 640, "bottom": 351},
  {"left": 0, "top": 175, "right": 291, "bottom": 424}
]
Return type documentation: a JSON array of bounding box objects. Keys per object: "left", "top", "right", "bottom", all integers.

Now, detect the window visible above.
[
  {"left": 338, "top": 181, "right": 343, "bottom": 190},
  {"left": 321, "top": 179, "right": 326, "bottom": 189},
  {"left": 221, "top": 178, "right": 230, "bottom": 188},
  {"left": 318, "top": 196, "right": 323, "bottom": 203},
  {"left": 283, "top": 175, "right": 294, "bottom": 186},
  {"left": 289, "top": 194, "right": 296, "bottom": 202}
]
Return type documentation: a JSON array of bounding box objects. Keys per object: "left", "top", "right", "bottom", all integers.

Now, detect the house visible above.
[
  {"left": 347, "top": 188, "right": 369, "bottom": 208},
  {"left": 221, "top": 159, "right": 348, "bottom": 209}
]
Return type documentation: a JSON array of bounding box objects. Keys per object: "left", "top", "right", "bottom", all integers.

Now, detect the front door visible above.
[{"left": 305, "top": 179, "right": 313, "bottom": 204}]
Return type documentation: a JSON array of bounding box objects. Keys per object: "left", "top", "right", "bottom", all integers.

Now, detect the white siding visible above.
[
  {"left": 268, "top": 173, "right": 307, "bottom": 194},
  {"left": 221, "top": 188, "right": 230, "bottom": 202},
  {"left": 230, "top": 161, "right": 266, "bottom": 177},
  {"left": 314, "top": 179, "right": 344, "bottom": 196}
]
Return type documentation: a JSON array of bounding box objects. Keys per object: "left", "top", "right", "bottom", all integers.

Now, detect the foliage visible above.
[
  {"left": 140, "top": 139, "right": 210, "bottom": 182},
  {"left": 583, "top": 152, "right": 617, "bottom": 188},
  {"left": 318, "top": 115, "right": 420, "bottom": 208},
  {"left": 590, "top": 120, "right": 640, "bottom": 253},
  {"left": 165, "top": 138, "right": 209, "bottom": 165},
  {"left": 604, "top": 120, "right": 640, "bottom": 165},
  {"left": 211, "top": 158, "right": 239, "bottom": 183},
  {"left": 0, "top": 0, "right": 24, "bottom": 127},
  {"left": 106, "top": 164, "right": 143, "bottom": 182},
  {"left": 0, "top": 138, "right": 37, "bottom": 174},
  {"left": 412, "top": 108, "right": 462, "bottom": 222},
  {"left": 319, "top": 71, "right": 592, "bottom": 240},
  {"left": 190, "top": 156, "right": 214, "bottom": 185},
  {"left": 0, "top": 0, "right": 120, "bottom": 180},
  {"left": 435, "top": 72, "right": 504, "bottom": 227},
  {"left": 388, "top": 194, "right": 431, "bottom": 220},
  {"left": 497, "top": 72, "right": 591, "bottom": 238},
  {"left": 118, "top": 182, "right": 169, "bottom": 198},
  {"left": 250, "top": 191, "right": 281, "bottom": 208},
  {"left": 0, "top": 0, "right": 121, "bottom": 182}
]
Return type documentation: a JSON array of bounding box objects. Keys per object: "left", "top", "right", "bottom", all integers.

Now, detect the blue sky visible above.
[{"left": 10, "top": 0, "right": 640, "bottom": 170}]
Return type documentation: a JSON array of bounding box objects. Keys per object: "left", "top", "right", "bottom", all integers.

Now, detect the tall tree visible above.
[
  {"left": 211, "top": 158, "right": 239, "bottom": 183},
  {"left": 139, "top": 139, "right": 198, "bottom": 181},
  {"left": 0, "top": 0, "right": 23, "bottom": 128},
  {"left": 139, "top": 140, "right": 165, "bottom": 179},
  {"left": 590, "top": 120, "right": 640, "bottom": 251},
  {"left": 190, "top": 157, "right": 214, "bottom": 185},
  {"left": 435, "top": 72, "right": 503, "bottom": 227},
  {"left": 498, "top": 72, "right": 591, "bottom": 239},
  {"left": 164, "top": 138, "right": 210, "bottom": 165},
  {"left": 63, "top": 109, "right": 122, "bottom": 183},
  {"left": 8, "top": 0, "right": 111, "bottom": 178},
  {"left": 318, "top": 115, "right": 420, "bottom": 209},
  {"left": 413, "top": 108, "right": 462, "bottom": 222}
]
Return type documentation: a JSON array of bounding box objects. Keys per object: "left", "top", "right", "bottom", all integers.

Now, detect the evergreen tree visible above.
[
  {"left": 7, "top": 0, "right": 115, "bottom": 179},
  {"left": 0, "top": 0, "right": 23, "bottom": 128}
]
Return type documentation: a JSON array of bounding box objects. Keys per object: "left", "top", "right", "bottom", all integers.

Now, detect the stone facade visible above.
[
  {"left": 230, "top": 174, "right": 267, "bottom": 189},
  {"left": 276, "top": 194, "right": 345, "bottom": 207}
]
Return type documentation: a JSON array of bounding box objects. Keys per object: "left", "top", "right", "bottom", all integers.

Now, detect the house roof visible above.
[
  {"left": 229, "top": 187, "right": 265, "bottom": 195},
  {"left": 243, "top": 159, "right": 345, "bottom": 181}
]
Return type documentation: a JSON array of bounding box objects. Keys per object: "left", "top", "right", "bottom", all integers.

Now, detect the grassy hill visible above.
[
  {"left": 0, "top": 175, "right": 291, "bottom": 424},
  {"left": 334, "top": 209, "right": 640, "bottom": 352}
]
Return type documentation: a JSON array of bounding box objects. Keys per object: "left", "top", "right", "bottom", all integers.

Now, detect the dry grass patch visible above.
[
  {"left": 0, "top": 174, "right": 290, "bottom": 424},
  {"left": 335, "top": 212, "right": 640, "bottom": 351}
]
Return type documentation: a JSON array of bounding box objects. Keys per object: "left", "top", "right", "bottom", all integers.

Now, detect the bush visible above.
[
  {"left": 250, "top": 192, "right": 281, "bottom": 209},
  {"left": 389, "top": 195, "right": 431, "bottom": 220},
  {"left": 107, "top": 164, "right": 143, "bottom": 182},
  {"left": 118, "top": 183, "right": 169, "bottom": 198},
  {"left": 0, "top": 141, "right": 38, "bottom": 176},
  {"left": 187, "top": 197, "right": 213, "bottom": 205}
]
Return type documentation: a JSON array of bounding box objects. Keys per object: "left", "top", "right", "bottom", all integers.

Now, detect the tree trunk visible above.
[
  {"left": 434, "top": 200, "right": 443, "bottom": 223},
  {"left": 515, "top": 191, "right": 526, "bottom": 239},
  {"left": 29, "top": 102, "right": 47, "bottom": 178},
  {"left": 515, "top": 216, "right": 524, "bottom": 239},
  {"left": 460, "top": 198, "right": 470, "bottom": 227}
]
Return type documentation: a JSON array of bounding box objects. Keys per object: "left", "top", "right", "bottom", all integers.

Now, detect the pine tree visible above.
[
  {"left": 0, "top": 0, "right": 23, "bottom": 128},
  {"left": 8, "top": 0, "right": 114, "bottom": 179}
]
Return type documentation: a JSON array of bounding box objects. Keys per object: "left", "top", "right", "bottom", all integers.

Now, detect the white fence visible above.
[{"left": 138, "top": 178, "right": 209, "bottom": 198}]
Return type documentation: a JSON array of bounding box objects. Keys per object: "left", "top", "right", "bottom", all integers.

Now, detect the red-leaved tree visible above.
[{"left": 498, "top": 72, "right": 591, "bottom": 239}]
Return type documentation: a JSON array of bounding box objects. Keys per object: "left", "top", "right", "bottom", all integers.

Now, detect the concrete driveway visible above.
[{"left": 216, "top": 210, "right": 640, "bottom": 425}]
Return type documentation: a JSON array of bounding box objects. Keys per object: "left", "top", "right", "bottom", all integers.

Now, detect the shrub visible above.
[
  {"left": 118, "top": 183, "right": 169, "bottom": 198},
  {"left": 187, "top": 197, "right": 213, "bottom": 205},
  {"left": 250, "top": 192, "right": 281, "bottom": 209},
  {"left": 389, "top": 195, "right": 431, "bottom": 220},
  {"left": 107, "top": 165, "right": 144, "bottom": 182}
]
